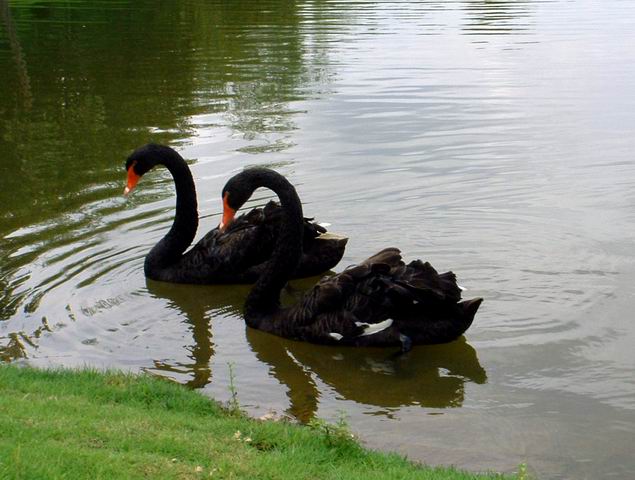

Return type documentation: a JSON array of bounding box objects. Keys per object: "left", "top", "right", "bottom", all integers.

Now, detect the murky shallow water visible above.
[{"left": 2, "top": 1, "right": 635, "bottom": 478}]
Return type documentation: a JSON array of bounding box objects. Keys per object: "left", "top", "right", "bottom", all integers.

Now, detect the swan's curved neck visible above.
[
  {"left": 243, "top": 171, "right": 304, "bottom": 325},
  {"left": 145, "top": 150, "right": 198, "bottom": 275}
]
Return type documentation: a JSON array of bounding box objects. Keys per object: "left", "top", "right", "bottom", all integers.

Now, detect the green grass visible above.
[{"left": 0, "top": 365, "right": 516, "bottom": 480}]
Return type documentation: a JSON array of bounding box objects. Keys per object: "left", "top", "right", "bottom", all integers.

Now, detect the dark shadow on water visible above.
[
  {"left": 0, "top": 0, "right": 32, "bottom": 109},
  {"left": 145, "top": 275, "right": 486, "bottom": 422},
  {"left": 144, "top": 278, "right": 250, "bottom": 389},
  {"left": 247, "top": 327, "right": 486, "bottom": 422}
]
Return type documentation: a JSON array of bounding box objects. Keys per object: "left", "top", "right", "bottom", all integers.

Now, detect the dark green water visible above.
[{"left": 2, "top": 1, "right": 635, "bottom": 478}]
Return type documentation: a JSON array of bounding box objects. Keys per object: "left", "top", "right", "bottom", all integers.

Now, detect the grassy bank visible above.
[{"left": 0, "top": 365, "right": 514, "bottom": 480}]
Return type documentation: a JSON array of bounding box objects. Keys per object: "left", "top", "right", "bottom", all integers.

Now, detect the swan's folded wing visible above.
[{"left": 181, "top": 207, "right": 278, "bottom": 282}]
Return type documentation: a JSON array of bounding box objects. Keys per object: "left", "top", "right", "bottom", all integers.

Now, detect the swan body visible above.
[
  {"left": 124, "top": 144, "right": 347, "bottom": 284},
  {"left": 221, "top": 168, "right": 482, "bottom": 351}
]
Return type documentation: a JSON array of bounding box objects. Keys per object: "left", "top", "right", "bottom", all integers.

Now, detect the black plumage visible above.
[
  {"left": 221, "top": 168, "right": 482, "bottom": 351},
  {"left": 124, "top": 144, "right": 347, "bottom": 284}
]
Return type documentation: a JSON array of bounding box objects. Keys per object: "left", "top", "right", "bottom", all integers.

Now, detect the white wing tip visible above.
[
  {"left": 457, "top": 284, "right": 466, "bottom": 291},
  {"left": 356, "top": 318, "right": 394, "bottom": 337}
]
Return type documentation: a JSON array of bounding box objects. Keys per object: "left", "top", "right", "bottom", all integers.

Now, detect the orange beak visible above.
[
  {"left": 124, "top": 167, "right": 141, "bottom": 196},
  {"left": 219, "top": 192, "right": 236, "bottom": 232}
]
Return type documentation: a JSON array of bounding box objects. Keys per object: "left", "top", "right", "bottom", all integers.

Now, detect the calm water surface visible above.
[{"left": 2, "top": 1, "right": 635, "bottom": 478}]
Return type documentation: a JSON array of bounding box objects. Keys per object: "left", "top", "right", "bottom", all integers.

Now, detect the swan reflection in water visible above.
[
  {"left": 145, "top": 275, "right": 486, "bottom": 421},
  {"left": 144, "top": 278, "right": 250, "bottom": 389}
]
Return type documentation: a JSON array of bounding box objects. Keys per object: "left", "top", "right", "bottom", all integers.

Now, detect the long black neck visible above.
[
  {"left": 144, "top": 148, "right": 198, "bottom": 277},
  {"left": 242, "top": 170, "right": 304, "bottom": 327}
]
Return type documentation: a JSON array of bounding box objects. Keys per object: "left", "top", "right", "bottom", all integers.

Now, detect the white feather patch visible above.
[
  {"left": 356, "top": 319, "right": 393, "bottom": 337},
  {"left": 318, "top": 222, "right": 332, "bottom": 228},
  {"left": 329, "top": 332, "right": 343, "bottom": 341},
  {"left": 457, "top": 284, "right": 466, "bottom": 291}
]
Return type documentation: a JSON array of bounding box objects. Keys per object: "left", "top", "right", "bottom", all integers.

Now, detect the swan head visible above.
[
  {"left": 219, "top": 167, "right": 282, "bottom": 231},
  {"left": 219, "top": 179, "right": 253, "bottom": 231},
  {"left": 124, "top": 144, "right": 177, "bottom": 195}
]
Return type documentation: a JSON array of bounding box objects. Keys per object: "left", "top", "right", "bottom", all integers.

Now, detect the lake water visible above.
[{"left": 1, "top": 1, "right": 635, "bottom": 478}]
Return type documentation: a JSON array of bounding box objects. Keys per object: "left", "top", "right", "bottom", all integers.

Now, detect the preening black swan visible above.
[
  {"left": 221, "top": 168, "right": 482, "bottom": 351},
  {"left": 124, "top": 144, "right": 347, "bottom": 284}
]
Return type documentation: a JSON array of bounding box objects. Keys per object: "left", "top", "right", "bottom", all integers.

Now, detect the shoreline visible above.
[{"left": 0, "top": 364, "right": 517, "bottom": 479}]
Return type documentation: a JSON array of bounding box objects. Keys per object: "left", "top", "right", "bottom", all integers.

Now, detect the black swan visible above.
[
  {"left": 221, "top": 168, "right": 482, "bottom": 351},
  {"left": 124, "top": 144, "right": 347, "bottom": 284}
]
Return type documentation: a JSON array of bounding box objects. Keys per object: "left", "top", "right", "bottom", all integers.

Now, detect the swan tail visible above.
[
  {"left": 415, "top": 297, "right": 483, "bottom": 343},
  {"left": 461, "top": 297, "right": 483, "bottom": 325}
]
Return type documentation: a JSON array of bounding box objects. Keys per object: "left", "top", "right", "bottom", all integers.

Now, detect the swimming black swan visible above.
[
  {"left": 221, "top": 168, "right": 482, "bottom": 351},
  {"left": 124, "top": 144, "right": 347, "bottom": 284}
]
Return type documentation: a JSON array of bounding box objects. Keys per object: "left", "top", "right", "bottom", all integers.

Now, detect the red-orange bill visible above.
[
  {"left": 124, "top": 168, "right": 141, "bottom": 195},
  {"left": 219, "top": 193, "right": 236, "bottom": 231}
]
